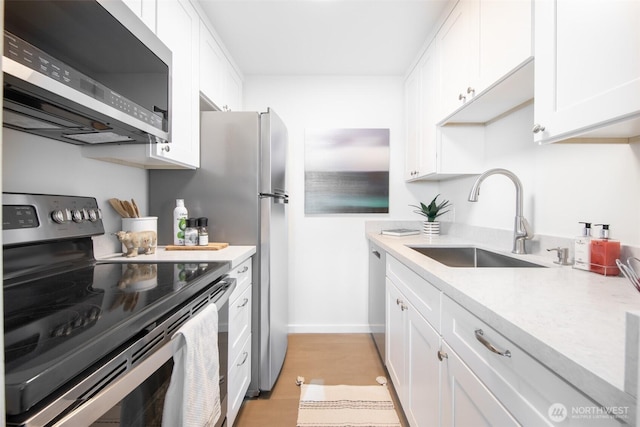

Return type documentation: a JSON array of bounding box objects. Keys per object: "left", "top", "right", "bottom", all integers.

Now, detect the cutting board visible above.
[{"left": 164, "top": 243, "right": 229, "bottom": 251}]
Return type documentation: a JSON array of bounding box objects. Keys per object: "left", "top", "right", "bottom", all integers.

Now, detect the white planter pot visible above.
[{"left": 423, "top": 221, "right": 440, "bottom": 235}]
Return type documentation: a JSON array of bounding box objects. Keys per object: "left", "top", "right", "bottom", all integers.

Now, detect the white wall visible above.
[
  {"left": 441, "top": 103, "right": 640, "bottom": 247},
  {"left": 243, "top": 76, "right": 439, "bottom": 332},
  {"left": 2, "top": 128, "right": 149, "bottom": 255}
]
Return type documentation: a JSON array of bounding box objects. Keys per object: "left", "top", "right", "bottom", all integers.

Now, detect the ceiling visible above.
[{"left": 197, "top": 0, "right": 450, "bottom": 76}]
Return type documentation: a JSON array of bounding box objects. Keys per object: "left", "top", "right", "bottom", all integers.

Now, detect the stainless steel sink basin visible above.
[{"left": 409, "top": 246, "right": 546, "bottom": 268}]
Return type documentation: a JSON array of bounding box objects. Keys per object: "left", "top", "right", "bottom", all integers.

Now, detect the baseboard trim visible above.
[{"left": 288, "top": 324, "right": 373, "bottom": 334}]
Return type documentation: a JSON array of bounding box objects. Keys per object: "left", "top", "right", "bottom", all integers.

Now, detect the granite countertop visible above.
[
  {"left": 367, "top": 231, "right": 640, "bottom": 419},
  {"left": 97, "top": 245, "right": 256, "bottom": 268}
]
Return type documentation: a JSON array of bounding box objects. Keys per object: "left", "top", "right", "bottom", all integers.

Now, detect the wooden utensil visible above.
[
  {"left": 109, "top": 198, "right": 129, "bottom": 218},
  {"left": 131, "top": 199, "right": 141, "bottom": 218},
  {"left": 122, "top": 200, "right": 137, "bottom": 218}
]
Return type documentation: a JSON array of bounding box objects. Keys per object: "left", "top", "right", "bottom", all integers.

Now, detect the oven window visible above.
[{"left": 91, "top": 359, "right": 173, "bottom": 427}]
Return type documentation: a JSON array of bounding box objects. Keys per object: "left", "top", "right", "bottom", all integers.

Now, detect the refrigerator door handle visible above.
[{"left": 259, "top": 192, "right": 289, "bottom": 204}]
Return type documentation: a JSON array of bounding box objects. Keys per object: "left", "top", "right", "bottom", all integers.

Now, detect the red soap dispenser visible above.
[{"left": 590, "top": 224, "right": 620, "bottom": 276}]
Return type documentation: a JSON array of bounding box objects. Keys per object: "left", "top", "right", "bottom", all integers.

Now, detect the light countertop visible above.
[
  {"left": 368, "top": 231, "right": 640, "bottom": 419},
  {"left": 97, "top": 245, "right": 256, "bottom": 269}
]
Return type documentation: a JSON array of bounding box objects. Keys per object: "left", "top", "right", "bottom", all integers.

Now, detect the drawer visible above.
[
  {"left": 228, "top": 334, "right": 251, "bottom": 427},
  {"left": 386, "top": 255, "right": 441, "bottom": 332},
  {"left": 442, "top": 296, "right": 622, "bottom": 426},
  {"left": 229, "top": 284, "right": 251, "bottom": 362},
  {"left": 229, "top": 258, "right": 252, "bottom": 300}
]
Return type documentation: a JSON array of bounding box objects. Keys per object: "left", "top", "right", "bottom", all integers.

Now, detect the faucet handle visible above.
[
  {"left": 547, "top": 247, "right": 571, "bottom": 265},
  {"left": 520, "top": 217, "right": 534, "bottom": 240}
]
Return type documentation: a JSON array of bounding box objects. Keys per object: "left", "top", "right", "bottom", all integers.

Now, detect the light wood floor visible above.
[{"left": 234, "top": 333, "right": 408, "bottom": 427}]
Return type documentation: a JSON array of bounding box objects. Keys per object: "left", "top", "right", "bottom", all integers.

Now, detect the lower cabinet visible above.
[
  {"left": 440, "top": 340, "right": 518, "bottom": 427},
  {"left": 383, "top": 254, "right": 625, "bottom": 427},
  {"left": 227, "top": 258, "right": 252, "bottom": 426},
  {"left": 386, "top": 262, "right": 440, "bottom": 427}
]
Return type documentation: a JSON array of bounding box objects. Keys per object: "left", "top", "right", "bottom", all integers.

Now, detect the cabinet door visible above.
[
  {"left": 155, "top": 0, "right": 200, "bottom": 168},
  {"left": 438, "top": 0, "right": 479, "bottom": 115},
  {"left": 440, "top": 342, "right": 519, "bottom": 427},
  {"left": 223, "top": 64, "right": 243, "bottom": 112},
  {"left": 200, "top": 22, "right": 226, "bottom": 109},
  {"left": 121, "top": 0, "right": 156, "bottom": 31},
  {"left": 478, "top": 0, "right": 532, "bottom": 90},
  {"left": 419, "top": 42, "right": 440, "bottom": 177},
  {"left": 404, "top": 65, "right": 422, "bottom": 181},
  {"left": 534, "top": 0, "right": 640, "bottom": 143},
  {"left": 405, "top": 304, "right": 440, "bottom": 427},
  {"left": 386, "top": 279, "right": 406, "bottom": 402}
]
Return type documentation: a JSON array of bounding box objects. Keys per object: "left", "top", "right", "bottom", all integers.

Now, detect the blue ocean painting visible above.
[{"left": 305, "top": 129, "right": 389, "bottom": 214}]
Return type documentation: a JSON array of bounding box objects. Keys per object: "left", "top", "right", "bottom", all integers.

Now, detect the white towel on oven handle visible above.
[{"left": 162, "top": 303, "right": 221, "bottom": 427}]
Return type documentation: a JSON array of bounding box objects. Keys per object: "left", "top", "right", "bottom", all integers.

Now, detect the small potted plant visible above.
[{"left": 410, "top": 194, "right": 451, "bottom": 235}]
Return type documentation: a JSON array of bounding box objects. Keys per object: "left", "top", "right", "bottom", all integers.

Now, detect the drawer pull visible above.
[
  {"left": 237, "top": 298, "right": 249, "bottom": 308},
  {"left": 238, "top": 266, "right": 249, "bottom": 274},
  {"left": 396, "top": 298, "right": 403, "bottom": 306},
  {"left": 437, "top": 350, "right": 448, "bottom": 361},
  {"left": 237, "top": 351, "right": 249, "bottom": 366},
  {"left": 475, "top": 329, "right": 511, "bottom": 358}
]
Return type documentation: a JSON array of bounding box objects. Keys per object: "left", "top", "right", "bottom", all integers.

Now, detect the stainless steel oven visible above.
[{"left": 3, "top": 193, "right": 232, "bottom": 427}]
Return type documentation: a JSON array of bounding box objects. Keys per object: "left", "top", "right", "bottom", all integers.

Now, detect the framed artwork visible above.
[{"left": 305, "top": 128, "right": 389, "bottom": 214}]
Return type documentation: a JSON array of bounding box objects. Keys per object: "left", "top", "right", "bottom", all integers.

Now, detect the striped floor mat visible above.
[{"left": 296, "top": 383, "right": 401, "bottom": 427}]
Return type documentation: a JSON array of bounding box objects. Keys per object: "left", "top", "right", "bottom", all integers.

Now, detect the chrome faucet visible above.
[{"left": 468, "top": 168, "right": 534, "bottom": 254}]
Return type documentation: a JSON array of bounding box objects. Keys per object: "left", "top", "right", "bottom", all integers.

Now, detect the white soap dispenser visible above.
[{"left": 573, "top": 221, "right": 592, "bottom": 271}]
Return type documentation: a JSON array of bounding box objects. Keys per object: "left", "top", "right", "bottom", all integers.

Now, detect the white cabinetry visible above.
[
  {"left": 533, "top": 0, "right": 640, "bottom": 144},
  {"left": 386, "top": 257, "right": 441, "bottom": 427},
  {"left": 200, "top": 23, "right": 243, "bottom": 112},
  {"left": 441, "top": 295, "right": 622, "bottom": 426},
  {"left": 83, "top": 0, "right": 201, "bottom": 169},
  {"left": 440, "top": 340, "right": 518, "bottom": 426},
  {"left": 155, "top": 0, "right": 200, "bottom": 168},
  {"left": 405, "top": 41, "right": 485, "bottom": 182},
  {"left": 227, "top": 258, "right": 252, "bottom": 426},
  {"left": 121, "top": 0, "right": 155, "bottom": 31},
  {"left": 382, "top": 252, "right": 625, "bottom": 426},
  {"left": 438, "top": 0, "right": 533, "bottom": 124}
]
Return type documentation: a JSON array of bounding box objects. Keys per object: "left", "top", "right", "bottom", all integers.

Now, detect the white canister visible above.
[{"left": 121, "top": 217, "right": 158, "bottom": 254}]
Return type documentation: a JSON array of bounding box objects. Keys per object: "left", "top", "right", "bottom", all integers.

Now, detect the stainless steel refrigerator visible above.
[{"left": 148, "top": 109, "right": 289, "bottom": 395}]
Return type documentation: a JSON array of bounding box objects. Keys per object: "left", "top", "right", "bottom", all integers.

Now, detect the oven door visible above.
[{"left": 51, "top": 282, "right": 232, "bottom": 427}]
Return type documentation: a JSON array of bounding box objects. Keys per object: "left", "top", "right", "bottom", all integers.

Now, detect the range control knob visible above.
[
  {"left": 51, "top": 209, "right": 67, "bottom": 224},
  {"left": 87, "top": 209, "right": 100, "bottom": 222},
  {"left": 71, "top": 209, "right": 84, "bottom": 223}
]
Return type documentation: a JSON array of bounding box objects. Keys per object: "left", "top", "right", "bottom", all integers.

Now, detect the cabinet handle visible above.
[
  {"left": 238, "top": 266, "right": 249, "bottom": 274},
  {"left": 396, "top": 298, "right": 403, "bottom": 306},
  {"left": 401, "top": 304, "right": 408, "bottom": 311},
  {"left": 237, "top": 298, "right": 249, "bottom": 308},
  {"left": 372, "top": 250, "right": 381, "bottom": 259},
  {"left": 161, "top": 145, "right": 171, "bottom": 153},
  {"left": 237, "top": 351, "right": 249, "bottom": 366},
  {"left": 475, "top": 329, "right": 511, "bottom": 358},
  {"left": 437, "top": 350, "right": 448, "bottom": 361},
  {"left": 532, "top": 123, "right": 546, "bottom": 134},
  {"left": 458, "top": 93, "right": 466, "bottom": 102},
  {"left": 467, "top": 87, "right": 475, "bottom": 96}
]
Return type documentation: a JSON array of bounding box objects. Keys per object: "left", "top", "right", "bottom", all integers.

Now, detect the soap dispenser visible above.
[
  {"left": 590, "top": 224, "right": 621, "bottom": 276},
  {"left": 573, "top": 222, "right": 592, "bottom": 271}
]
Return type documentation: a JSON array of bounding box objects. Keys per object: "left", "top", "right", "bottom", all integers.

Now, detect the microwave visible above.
[{"left": 3, "top": 0, "right": 171, "bottom": 145}]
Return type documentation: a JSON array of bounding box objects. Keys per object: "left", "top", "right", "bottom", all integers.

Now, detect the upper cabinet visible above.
[
  {"left": 533, "top": 0, "right": 640, "bottom": 144},
  {"left": 200, "top": 22, "right": 243, "bottom": 112},
  {"left": 154, "top": 0, "right": 201, "bottom": 168},
  {"left": 438, "top": 0, "right": 533, "bottom": 125},
  {"left": 405, "top": 39, "right": 484, "bottom": 182},
  {"left": 121, "top": 0, "right": 155, "bottom": 31}
]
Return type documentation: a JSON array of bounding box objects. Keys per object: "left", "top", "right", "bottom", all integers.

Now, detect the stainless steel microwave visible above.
[{"left": 3, "top": 0, "right": 171, "bottom": 145}]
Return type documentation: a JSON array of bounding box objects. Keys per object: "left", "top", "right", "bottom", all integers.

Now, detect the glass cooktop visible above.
[{"left": 3, "top": 260, "right": 229, "bottom": 415}]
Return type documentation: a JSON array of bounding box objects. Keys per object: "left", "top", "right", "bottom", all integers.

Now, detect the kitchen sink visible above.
[{"left": 408, "top": 246, "right": 546, "bottom": 268}]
